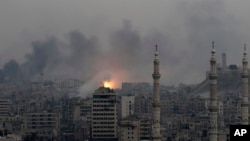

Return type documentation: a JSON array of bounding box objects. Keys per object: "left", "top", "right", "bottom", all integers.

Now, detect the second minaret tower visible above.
[
  {"left": 241, "top": 44, "right": 249, "bottom": 125},
  {"left": 152, "top": 45, "right": 161, "bottom": 141},
  {"left": 209, "top": 42, "right": 218, "bottom": 141}
]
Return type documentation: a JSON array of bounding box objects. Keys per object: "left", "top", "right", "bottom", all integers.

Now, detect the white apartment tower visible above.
[
  {"left": 241, "top": 44, "right": 249, "bottom": 125},
  {"left": 209, "top": 42, "right": 218, "bottom": 141},
  {"left": 152, "top": 45, "right": 161, "bottom": 141},
  {"left": 92, "top": 87, "right": 118, "bottom": 141}
]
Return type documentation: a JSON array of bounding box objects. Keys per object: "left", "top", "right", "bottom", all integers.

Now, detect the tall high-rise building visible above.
[
  {"left": 91, "top": 87, "right": 118, "bottom": 141},
  {"left": 152, "top": 45, "right": 161, "bottom": 141},
  {"left": 241, "top": 44, "right": 249, "bottom": 125},
  {"left": 209, "top": 42, "right": 218, "bottom": 141}
]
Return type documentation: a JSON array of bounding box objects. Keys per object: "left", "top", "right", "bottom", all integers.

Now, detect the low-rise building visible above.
[
  {"left": 23, "top": 112, "right": 60, "bottom": 140},
  {"left": 119, "top": 118, "right": 140, "bottom": 141}
]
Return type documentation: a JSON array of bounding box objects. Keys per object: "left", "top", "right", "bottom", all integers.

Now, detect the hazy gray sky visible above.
[{"left": 0, "top": 0, "right": 250, "bottom": 86}]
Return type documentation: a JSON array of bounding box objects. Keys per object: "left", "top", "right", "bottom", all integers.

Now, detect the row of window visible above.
[
  {"left": 93, "top": 105, "right": 115, "bottom": 107},
  {"left": 30, "top": 114, "right": 55, "bottom": 117},
  {"left": 93, "top": 109, "right": 114, "bottom": 111},
  {"left": 29, "top": 118, "right": 55, "bottom": 121},
  {"left": 93, "top": 126, "right": 115, "bottom": 128},
  {"left": 93, "top": 117, "right": 114, "bottom": 120},
  {"left": 29, "top": 126, "right": 55, "bottom": 129},
  {"left": 93, "top": 135, "right": 115, "bottom": 137},
  {"left": 93, "top": 122, "right": 115, "bottom": 124},
  {"left": 93, "top": 100, "right": 116, "bottom": 103},
  {"left": 30, "top": 122, "right": 54, "bottom": 124},
  {"left": 93, "top": 130, "right": 115, "bottom": 133},
  {"left": 93, "top": 113, "right": 115, "bottom": 116}
]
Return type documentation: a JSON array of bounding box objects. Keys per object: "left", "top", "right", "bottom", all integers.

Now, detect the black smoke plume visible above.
[
  {"left": 0, "top": 0, "right": 246, "bottom": 85},
  {"left": 0, "top": 31, "right": 100, "bottom": 83}
]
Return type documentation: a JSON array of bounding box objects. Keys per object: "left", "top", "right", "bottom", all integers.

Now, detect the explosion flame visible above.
[{"left": 103, "top": 80, "right": 112, "bottom": 88}]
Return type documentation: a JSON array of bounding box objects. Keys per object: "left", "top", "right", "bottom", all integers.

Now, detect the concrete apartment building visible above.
[
  {"left": 134, "top": 95, "right": 152, "bottom": 117},
  {"left": 23, "top": 112, "right": 60, "bottom": 140},
  {"left": 118, "top": 116, "right": 152, "bottom": 141},
  {"left": 91, "top": 87, "right": 118, "bottom": 141},
  {"left": 67, "top": 97, "right": 92, "bottom": 122},
  {"left": 119, "top": 118, "right": 140, "bottom": 141},
  {"left": 121, "top": 95, "right": 135, "bottom": 119},
  {"left": 139, "top": 117, "right": 152, "bottom": 141},
  {"left": 0, "top": 98, "right": 10, "bottom": 125}
]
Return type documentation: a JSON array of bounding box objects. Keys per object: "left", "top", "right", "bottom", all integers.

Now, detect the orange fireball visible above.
[{"left": 103, "top": 80, "right": 112, "bottom": 88}]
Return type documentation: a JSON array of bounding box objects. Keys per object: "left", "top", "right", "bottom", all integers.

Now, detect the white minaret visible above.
[
  {"left": 152, "top": 45, "right": 161, "bottom": 141},
  {"left": 209, "top": 42, "right": 218, "bottom": 141},
  {"left": 241, "top": 44, "right": 249, "bottom": 125}
]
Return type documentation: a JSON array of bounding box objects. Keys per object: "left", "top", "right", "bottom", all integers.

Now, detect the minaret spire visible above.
[
  {"left": 152, "top": 44, "right": 161, "bottom": 141},
  {"left": 241, "top": 43, "right": 249, "bottom": 125},
  {"left": 154, "top": 45, "right": 159, "bottom": 60},
  {"left": 209, "top": 41, "right": 218, "bottom": 141},
  {"left": 212, "top": 41, "right": 215, "bottom": 59},
  {"left": 243, "top": 43, "right": 247, "bottom": 59}
]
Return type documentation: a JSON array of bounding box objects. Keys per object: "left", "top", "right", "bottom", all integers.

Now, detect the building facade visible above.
[
  {"left": 121, "top": 95, "right": 135, "bottom": 119},
  {"left": 23, "top": 112, "right": 60, "bottom": 140},
  {"left": 91, "top": 87, "right": 118, "bottom": 141}
]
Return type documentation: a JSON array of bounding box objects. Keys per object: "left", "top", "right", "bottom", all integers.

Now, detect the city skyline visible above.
[{"left": 0, "top": 46, "right": 248, "bottom": 141}]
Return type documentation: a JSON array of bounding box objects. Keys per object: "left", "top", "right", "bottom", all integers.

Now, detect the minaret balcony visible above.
[
  {"left": 243, "top": 61, "right": 248, "bottom": 64},
  {"left": 154, "top": 61, "right": 159, "bottom": 65},
  {"left": 241, "top": 73, "right": 249, "bottom": 78},
  {"left": 210, "top": 58, "right": 216, "bottom": 63},
  {"left": 152, "top": 102, "right": 161, "bottom": 108},
  {"left": 152, "top": 74, "right": 161, "bottom": 79},
  {"left": 209, "top": 106, "right": 218, "bottom": 112},
  {"left": 241, "top": 103, "right": 249, "bottom": 107},
  {"left": 209, "top": 74, "right": 217, "bottom": 79}
]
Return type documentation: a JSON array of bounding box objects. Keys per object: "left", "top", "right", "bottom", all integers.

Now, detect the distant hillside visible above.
[{"left": 192, "top": 69, "right": 242, "bottom": 95}]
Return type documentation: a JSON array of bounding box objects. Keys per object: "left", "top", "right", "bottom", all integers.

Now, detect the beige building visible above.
[
  {"left": 139, "top": 117, "right": 152, "bottom": 140},
  {"left": 92, "top": 87, "right": 118, "bottom": 141},
  {"left": 118, "top": 116, "right": 152, "bottom": 141},
  {"left": 119, "top": 118, "right": 140, "bottom": 141}
]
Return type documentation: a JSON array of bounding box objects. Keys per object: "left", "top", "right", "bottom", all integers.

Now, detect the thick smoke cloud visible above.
[
  {"left": 0, "top": 60, "right": 22, "bottom": 82},
  {"left": 0, "top": 0, "right": 248, "bottom": 87},
  {"left": 108, "top": 21, "right": 149, "bottom": 79},
  {"left": 171, "top": 0, "right": 244, "bottom": 83},
  {"left": 22, "top": 37, "right": 59, "bottom": 79},
  {"left": 44, "top": 31, "right": 100, "bottom": 80},
  {"left": 0, "top": 31, "right": 100, "bottom": 83}
]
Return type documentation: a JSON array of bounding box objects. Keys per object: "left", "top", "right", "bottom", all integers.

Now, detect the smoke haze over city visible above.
[{"left": 0, "top": 0, "right": 250, "bottom": 87}]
